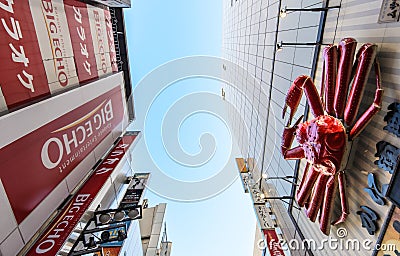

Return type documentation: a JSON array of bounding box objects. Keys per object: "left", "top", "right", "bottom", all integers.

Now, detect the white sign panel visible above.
[
  {"left": 255, "top": 204, "right": 274, "bottom": 230},
  {"left": 379, "top": 0, "right": 400, "bottom": 23}
]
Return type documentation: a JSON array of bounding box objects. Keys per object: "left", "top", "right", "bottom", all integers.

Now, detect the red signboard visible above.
[
  {"left": 64, "top": 0, "right": 98, "bottom": 83},
  {"left": 0, "top": 0, "right": 50, "bottom": 108},
  {"left": 263, "top": 229, "right": 285, "bottom": 256},
  {"left": 27, "top": 132, "right": 139, "bottom": 255},
  {"left": 0, "top": 85, "right": 124, "bottom": 224},
  {"left": 0, "top": 0, "right": 116, "bottom": 110}
]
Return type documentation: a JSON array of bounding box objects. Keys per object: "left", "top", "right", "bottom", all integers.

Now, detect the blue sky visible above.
[
  {"left": 124, "top": 1, "right": 258, "bottom": 255},
  {"left": 126, "top": 1, "right": 224, "bottom": 86}
]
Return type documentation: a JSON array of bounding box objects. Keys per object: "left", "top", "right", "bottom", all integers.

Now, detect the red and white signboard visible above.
[
  {"left": 0, "top": 1, "right": 51, "bottom": 109},
  {"left": 263, "top": 229, "right": 285, "bottom": 256},
  {"left": 87, "top": 3, "right": 112, "bottom": 77},
  {"left": 0, "top": 0, "right": 117, "bottom": 111},
  {"left": 29, "top": 0, "right": 79, "bottom": 94},
  {"left": 0, "top": 80, "right": 125, "bottom": 224},
  {"left": 104, "top": 8, "right": 119, "bottom": 72},
  {"left": 27, "top": 132, "right": 139, "bottom": 256},
  {"left": 64, "top": 0, "right": 99, "bottom": 82}
]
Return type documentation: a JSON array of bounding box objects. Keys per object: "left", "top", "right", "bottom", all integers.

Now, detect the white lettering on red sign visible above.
[
  {"left": 28, "top": 134, "right": 137, "bottom": 255},
  {"left": 72, "top": 5, "right": 92, "bottom": 75},
  {"left": 95, "top": 143, "right": 128, "bottom": 175},
  {"left": 0, "top": 0, "right": 35, "bottom": 92},
  {"left": 35, "top": 194, "right": 90, "bottom": 254},
  {"left": 41, "top": 99, "right": 114, "bottom": 170},
  {"left": 0, "top": 0, "right": 14, "bottom": 13}
]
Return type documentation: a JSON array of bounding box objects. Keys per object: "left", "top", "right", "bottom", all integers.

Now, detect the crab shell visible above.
[{"left": 296, "top": 115, "right": 347, "bottom": 176}]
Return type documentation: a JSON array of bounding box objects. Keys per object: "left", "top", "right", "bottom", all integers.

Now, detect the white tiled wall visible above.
[
  {"left": 223, "top": 0, "right": 324, "bottom": 254},
  {"left": 19, "top": 180, "right": 69, "bottom": 242},
  {"left": 65, "top": 152, "right": 97, "bottom": 193},
  {"left": 0, "top": 229, "right": 24, "bottom": 256},
  {"left": 224, "top": 0, "right": 400, "bottom": 255},
  {"left": 0, "top": 180, "right": 18, "bottom": 245},
  {"left": 120, "top": 220, "right": 144, "bottom": 256},
  {"left": 93, "top": 132, "right": 116, "bottom": 160}
]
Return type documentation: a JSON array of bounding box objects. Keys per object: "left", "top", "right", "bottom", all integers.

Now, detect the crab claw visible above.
[
  {"left": 283, "top": 75, "right": 324, "bottom": 126},
  {"left": 282, "top": 75, "right": 308, "bottom": 125},
  {"left": 281, "top": 115, "right": 304, "bottom": 157}
]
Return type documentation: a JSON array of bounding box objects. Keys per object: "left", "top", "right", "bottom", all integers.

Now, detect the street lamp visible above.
[
  {"left": 69, "top": 205, "right": 142, "bottom": 256},
  {"left": 94, "top": 205, "right": 142, "bottom": 226},
  {"left": 263, "top": 174, "right": 298, "bottom": 185},
  {"left": 279, "top": 5, "right": 340, "bottom": 18},
  {"left": 70, "top": 223, "right": 128, "bottom": 256},
  {"left": 276, "top": 41, "right": 329, "bottom": 52}
]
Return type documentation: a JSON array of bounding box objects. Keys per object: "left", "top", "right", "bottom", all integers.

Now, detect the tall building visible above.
[
  {"left": 139, "top": 203, "right": 173, "bottom": 256},
  {"left": 224, "top": 1, "right": 400, "bottom": 256},
  {"left": 252, "top": 224, "right": 263, "bottom": 256},
  {"left": 0, "top": 1, "right": 156, "bottom": 255}
]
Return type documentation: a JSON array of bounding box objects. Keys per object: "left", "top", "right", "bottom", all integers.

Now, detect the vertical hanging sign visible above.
[
  {"left": 0, "top": 0, "right": 50, "bottom": 109},
  {"left": 104, "top": 8, "right": 118, "bottom": 72},
  {"left": 263, "top": 229, "right": 285, "bottom": 256},
  {"left": 29, "top": 0, "right": 79, "bottom": 94},
  {"left": 27, "top": 132, "right": 140, "bottom": 256},
  {"left": 64, "top": 0, "right": 99, "bottom": 83}
]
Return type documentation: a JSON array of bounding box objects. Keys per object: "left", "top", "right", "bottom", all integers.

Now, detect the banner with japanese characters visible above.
[
  {"left": 64, "top": 0, "right": 99, "bottom": 83},
  {"left": 27, "top": 132, "right": 139, "bottom": 255},
  {"left": 0, "top": 1, "right": 51, "bottom": 110},
  {"left": 263, "top": 229, "right": 285, "bottom": 256},
  {"left": 0, "top": 0, "right": 117, "bottom": 111}
]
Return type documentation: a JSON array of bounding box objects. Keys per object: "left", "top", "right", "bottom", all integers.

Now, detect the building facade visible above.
[
  {"left": 139, "top": 203, "right": 172, "bottom": 256},
  {"left": 0, "top": 0, "right": 153, "bottom": 255},
  {"left": 224, "top": 0, "right": 400, "bottom": 256}
]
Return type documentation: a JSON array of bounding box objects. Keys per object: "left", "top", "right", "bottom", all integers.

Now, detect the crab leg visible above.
[
  {"left": 296, "top": 162, "right": 311, "bottom": 207},
  {"left": 320, "top": 45, "right": 337, "bottom": 116},
  {"left": 344, "top": 43, "right": 378, "bottom": 126},
  {"left": 319, "top": 174, "right": 338, "bottom": 235},
  {"left": 334, "top": 38, "right": 357, "bottom": 119},
  {"left": 297, "top": 162, "right": 310, "bottom": 191},
  {"left": 306, "top": 173, "right": 329, "bottom": 222},
  {"left": 296, "top": 165, "right": 320, "bottom": 207},
  {"left": 283, "top": 75, "right": 324, "bottom": 126},
  {"left": 348, "top": 59, "right": 383, "bottom": 139},
  {"left": 284, "top": 146, "right": 305, "bottom": 159},
  {"left": 332, "top": 171, "right": 349, "bottom": 225},
  {"left": 281, "top": 117, "right": 304, "bottom": 159}
]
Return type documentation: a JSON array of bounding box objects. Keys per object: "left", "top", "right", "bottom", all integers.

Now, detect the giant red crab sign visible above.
[{"left": 281, "top": 38, "right": 383, "bottom": 235}]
